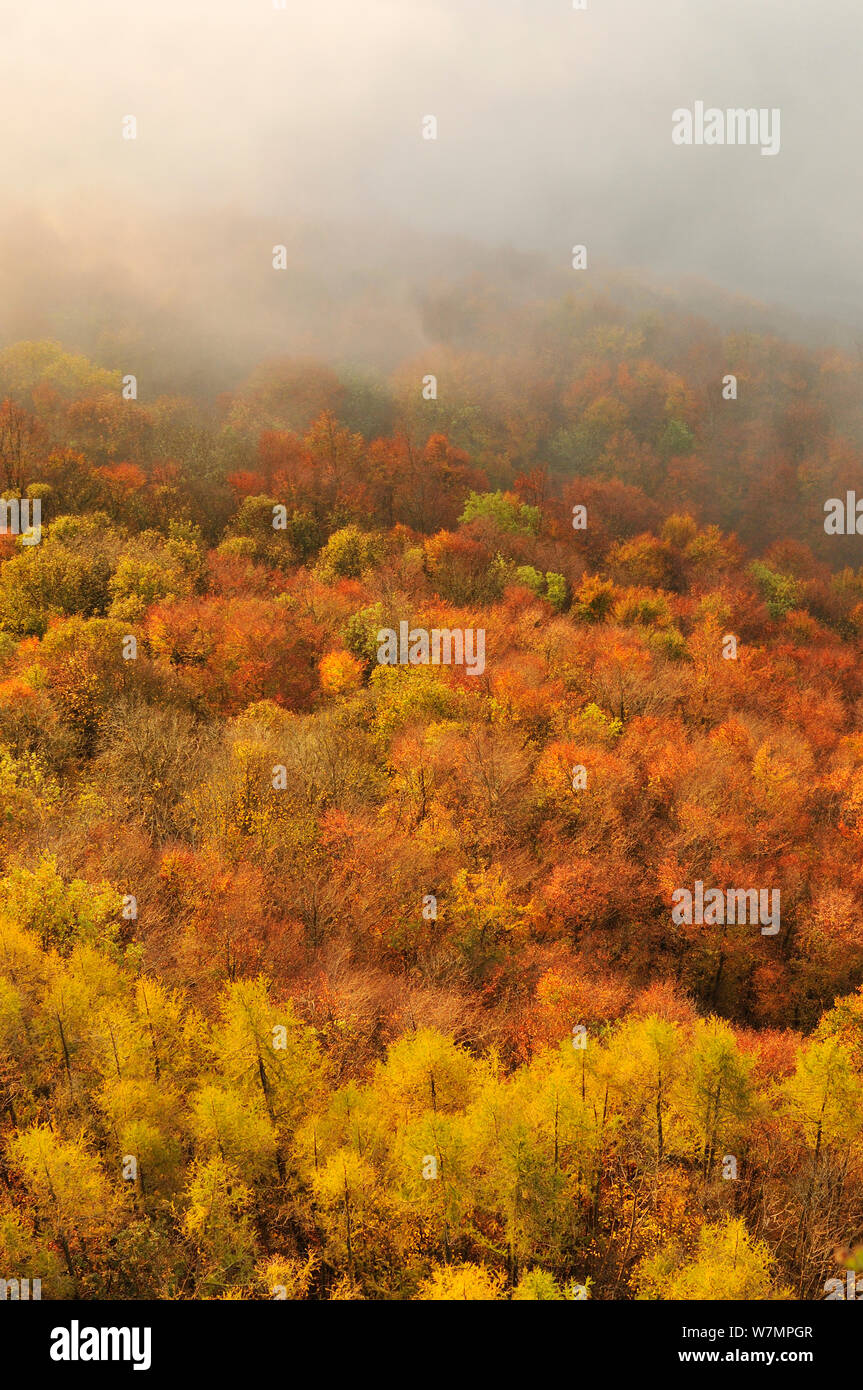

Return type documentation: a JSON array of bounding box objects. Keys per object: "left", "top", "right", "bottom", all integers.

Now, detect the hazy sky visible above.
[{"left": 0, "top": 0, "right": 860, "bottom": 341}]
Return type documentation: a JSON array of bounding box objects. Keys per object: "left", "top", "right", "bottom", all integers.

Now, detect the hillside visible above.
[{"left": 0, "top": 304, "right": 862, "bottom": 1300}]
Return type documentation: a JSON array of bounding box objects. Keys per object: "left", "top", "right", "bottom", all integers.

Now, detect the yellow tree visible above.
[
  {"left": 8, "top": 1124, "right": 119, "bottom": 1288},
  {"left": 636, "top": 1216, "right": 790, "bottom": 1300}
]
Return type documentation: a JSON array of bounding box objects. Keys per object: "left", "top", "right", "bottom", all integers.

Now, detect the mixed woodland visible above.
[{"left": 1, "top": 285, "right": 863, "bottom": 1299}]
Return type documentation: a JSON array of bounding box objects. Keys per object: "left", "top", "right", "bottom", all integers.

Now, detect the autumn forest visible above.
[{"left": 0, "top": 270, "right": 861, "bottom": 1304}]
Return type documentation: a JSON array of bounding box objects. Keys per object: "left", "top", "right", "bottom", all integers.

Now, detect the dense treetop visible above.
[{"left": 0, "top": 301, "right": 862, "bottom": 1298}]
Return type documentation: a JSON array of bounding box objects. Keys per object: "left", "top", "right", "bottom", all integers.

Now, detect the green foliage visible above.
[
  {"left": 369, "top": 665, "right": 461, "bottom": 737},
  {"left": 459, "top": 490, "right": 540, "bottom": 536},
  {"left": 108, "top": 535, "right": 198, "bottom": 621},
  {"left": 514, "top": 564, "right": 544, "bottom": 594},
  {"left": 0, "top": 540, "right": 113, "bottom": 635},
  {"left": 315, "top": 525, "right": 383, "bottom": 580},
  {"left": 343, "top": 603, "right": 388, "bottom": 663},
  {"left": 749, "top": 560, "right": 800, "bottom": 620},
  {"left": 0, "top": 855, "right": 123, "bottom": 953},
  {"left": 513, "top": 566, "right": 567, "bottom": 611},
  {"left": 544, "top": 571, "right": 567, "bottom": 611},
  {"left": 658, "top": 418, "right": 695, "bottom": 458}
]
